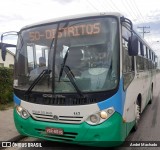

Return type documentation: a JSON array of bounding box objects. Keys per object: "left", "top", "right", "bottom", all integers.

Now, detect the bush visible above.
[{"left": 0, "top": 67, "right": 13, "bottom": 104}]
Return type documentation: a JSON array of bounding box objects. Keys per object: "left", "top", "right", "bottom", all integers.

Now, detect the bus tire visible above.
[
  {"left": 148, "top": 87, "right": 153, "bottom": 104},
  {"left": 133, "top": 101, "right": 141, "bottom": 131}
]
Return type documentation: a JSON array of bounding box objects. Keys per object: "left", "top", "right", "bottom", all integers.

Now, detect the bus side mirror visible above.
[
  {"left": 0, "top": 31, "right": 18, "bottom": 61},
  {"left": 0, "top": 43, "right": 7, "bottom": 61},
  {"left": 0, "top": 43, "right": 16, "bottom": 61},
  {"left": 128, "top": 35, "right": 138, "bottom": 56}
]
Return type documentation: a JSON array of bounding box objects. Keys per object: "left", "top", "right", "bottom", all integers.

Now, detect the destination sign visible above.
[{"left": 29, "top": 22, "right": 101, "bottom": 41}]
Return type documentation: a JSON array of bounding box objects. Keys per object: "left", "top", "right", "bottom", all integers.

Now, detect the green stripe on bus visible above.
[{"left": 13, "top": 108, "right": 135, "bottom": 147}]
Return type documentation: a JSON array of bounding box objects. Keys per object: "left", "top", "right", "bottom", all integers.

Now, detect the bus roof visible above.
[{"left": 21, "top": 12, "right": 123, "bottom": 30}]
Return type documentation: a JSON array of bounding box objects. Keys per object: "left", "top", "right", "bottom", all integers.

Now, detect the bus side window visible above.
[
  {"left": 148, "top": 49, "right": 152, "bottom": 69},
  {"left": 122, "top": 26, "right": 134, "bottom": 90},
  {"left": 146, "top": 47, "right": 149, "bottom": 70},
  {"left": 122, "top": 27, "right": 134, "bottom": 73},
  {"left": 136, "top": 41, "right": 144, "bottom": 72},
  {"left": 143, "top": 45, "right": 148, "bottom": 70}
]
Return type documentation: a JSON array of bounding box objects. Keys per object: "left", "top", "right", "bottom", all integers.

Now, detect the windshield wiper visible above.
[
  {"left": 25, "top": 69, "right": 51, "bottom": 96},
  {"left": 63, "top": 66, "right": 83, "bottom": 97}
]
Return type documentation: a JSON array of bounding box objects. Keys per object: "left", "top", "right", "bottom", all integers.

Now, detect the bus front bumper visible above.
[{"left": 14, "top": 108, "right": 126, "bottom": 147}]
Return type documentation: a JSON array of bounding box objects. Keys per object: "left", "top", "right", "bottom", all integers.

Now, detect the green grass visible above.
[{"left": 0, "top": 101, "right": 14, "bottom": 111}]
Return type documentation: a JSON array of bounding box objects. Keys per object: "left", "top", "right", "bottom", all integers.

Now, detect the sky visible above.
[{"left": 0, "top": 0, "right": 160, "bottom": 55}]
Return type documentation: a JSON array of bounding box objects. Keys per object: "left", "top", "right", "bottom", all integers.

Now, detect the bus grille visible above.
[
  {"left": 35, "top": 128, "right": 78, "bottom": 141},
  {"left": 28, "top": 96, "right": 97, "bottom": 105},
  {"left": 32, "top": 113, "right": 84, "bottom": 124}
]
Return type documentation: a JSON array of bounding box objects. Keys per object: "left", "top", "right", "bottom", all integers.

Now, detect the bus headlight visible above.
[
  {"left": 16, "top": 106, "right": 30, "bottom": 119},
  {"left": 90, "top": 114, "right": 100, "bottom": 124},
  {"left": 100, "top": 111, "right": 108, "bottom": 119},
  {"left": 85, "top": 107, "right": 115, "bottom": 125}
]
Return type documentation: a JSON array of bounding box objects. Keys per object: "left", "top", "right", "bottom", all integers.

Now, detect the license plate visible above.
[{"left": 45, "top": 127, "right": 64, "bottom": 135}]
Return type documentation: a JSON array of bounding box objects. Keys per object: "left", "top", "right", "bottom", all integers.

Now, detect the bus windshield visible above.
[{"left": 14, "top": 17, "right": 119, "bottom": 93}]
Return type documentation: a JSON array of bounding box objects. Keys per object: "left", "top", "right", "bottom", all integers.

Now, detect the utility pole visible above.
[{"left": 137, "top": 26, "right": 150, "bottom": 38}]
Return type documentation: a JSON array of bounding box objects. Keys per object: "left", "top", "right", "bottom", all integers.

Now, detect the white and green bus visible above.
[{"left": 0, "top": 12, "right": 158, "bottom": 147}]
